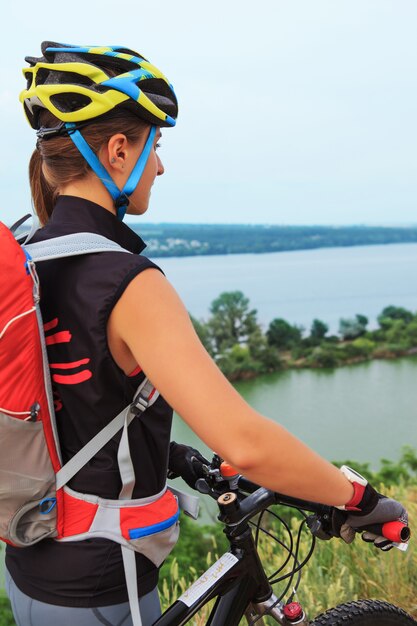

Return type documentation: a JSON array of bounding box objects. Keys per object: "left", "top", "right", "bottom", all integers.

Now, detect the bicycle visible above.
[{"left": 155, "top": 455, "right": 415, "bottom": 626}]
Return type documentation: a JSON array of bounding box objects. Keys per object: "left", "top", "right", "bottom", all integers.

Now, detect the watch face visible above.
[{"left": 340, "top": 465, "right": 367, "bottom": 486}]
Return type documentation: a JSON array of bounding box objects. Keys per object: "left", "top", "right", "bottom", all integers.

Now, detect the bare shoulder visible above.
[{"left": 111, "top": 267, "right": 192, "bottom": 338}]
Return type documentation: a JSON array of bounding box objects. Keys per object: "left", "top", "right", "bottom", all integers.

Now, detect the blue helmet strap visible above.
[{"left": 65, "top": 123, "right": 157, "bottom": 221}]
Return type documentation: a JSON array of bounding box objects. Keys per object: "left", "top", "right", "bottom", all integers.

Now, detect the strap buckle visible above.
[{"left": 131, "top": 392, "right": 150, "bottom": 415}]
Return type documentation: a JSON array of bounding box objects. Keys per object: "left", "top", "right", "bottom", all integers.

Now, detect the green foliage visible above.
[
  {"left": 310, "top": 319, "right": 329, "bottom": 340},
  {"left": 246, "top": 326, "right": 282, "bottom": 372},
  {"left": 217, "top": 344, "right": 262, "bottom": 380},
  {"left": 378, "top": 305, "right": 414, "bottom": 326},
  {"left": 338, "top": 314, "right": 368, "bottom": 340},
  {"left": 332, "top": 446, "right": 417, "bottom": 486},
  {"left": 306, "top": 345, "right": 341, "bottom": 368},
  {"left": 266, "top": 318, "right": 302, "bottom": 350},
  {"left": 208, "top": 291, "right": 259, "bottom": 354},
  {"left": 189, "top": 292, "right": 283, "bottom": 381},
  {"left": 0, "top": 598, "right": 14, "bottom": 626},
  {"left": 385, "top": 319, "right": 408, "bottom": 344},
  {"left": 160, "top": 513, "right": 227, "bottom": 579},
  {"left": 188, "top": 291, "right": 417, "bottom": 380},
  {"left": 350, "top": 337, "right": 375, "bottom": 356}
]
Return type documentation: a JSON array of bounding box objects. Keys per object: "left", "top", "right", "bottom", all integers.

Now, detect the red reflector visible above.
[{"left": 283, "top": 602, "right": 303, "bottom": 621}]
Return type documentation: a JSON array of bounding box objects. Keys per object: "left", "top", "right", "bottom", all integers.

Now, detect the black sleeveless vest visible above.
[{"left": 6, "top": 196, "right": 173, "bottom": 606}]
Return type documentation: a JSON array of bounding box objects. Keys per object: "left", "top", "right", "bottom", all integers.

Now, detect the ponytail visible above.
[{"left": 29, "top": 148, "right": 56, "bottom": 225}]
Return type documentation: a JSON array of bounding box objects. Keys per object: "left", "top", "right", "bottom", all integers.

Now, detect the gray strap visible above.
[
  {"left": 118, "top": 378, "right": 160, "bottom": 500},
  {"left": 122, "top": 546, "right": 143, "bottom": 626},
  {"left": 24, "top": 232, "right": 131, "bottom": 262},
  {"left": 56, "top": 404, "right": 131, "bottom": 490},
  {"left": 117, "top": 411, "right": 136, "bottom": 500},
  {"left": 21, "top": 214, "right": 40, "bottom": 244}
]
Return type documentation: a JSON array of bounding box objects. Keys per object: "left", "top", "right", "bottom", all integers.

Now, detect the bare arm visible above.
[{"left": 108, "top": 269, "right": 354, "bottom": 506}]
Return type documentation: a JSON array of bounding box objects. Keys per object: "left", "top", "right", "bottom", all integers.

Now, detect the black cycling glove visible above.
[
  {"left": 168, "top": 442, "right": 209, "bottom": 489},
  {"left": 331, "top": 466, "right": 409, "bottom": 551}
]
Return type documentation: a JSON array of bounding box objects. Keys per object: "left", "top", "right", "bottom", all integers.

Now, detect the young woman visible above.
[{"left": 5, "top": 41, "right": 407, "bottom": 626}]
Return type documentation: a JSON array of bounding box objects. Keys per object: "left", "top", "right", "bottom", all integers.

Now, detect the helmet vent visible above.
[
  {"left": 50, "top": 93, "right": 92, "bottom": 113},
  {"left": 36, "top": 68, "right": 49, "bottom": 86}
]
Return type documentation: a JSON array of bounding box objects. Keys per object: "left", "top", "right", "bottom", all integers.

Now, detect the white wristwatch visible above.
[{"left": 336, "top": 465, "right": 368, "bottom": 511}]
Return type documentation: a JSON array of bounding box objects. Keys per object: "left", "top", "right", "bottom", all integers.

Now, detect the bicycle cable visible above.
[
  {"left": 250, "top": 508, "right": 294, "bottom": 580},
  {"left": 245, "top": 511, "right": 317, "bottom": 626}
]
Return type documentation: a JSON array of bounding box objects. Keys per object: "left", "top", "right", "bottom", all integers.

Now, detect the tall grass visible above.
[{"left": 158, "top": 483, "right": 417, "bottom": 623}]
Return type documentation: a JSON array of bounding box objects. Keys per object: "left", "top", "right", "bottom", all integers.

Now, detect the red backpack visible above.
[{"left": 0, "top": 219, "right": 193, "bottom": 625}]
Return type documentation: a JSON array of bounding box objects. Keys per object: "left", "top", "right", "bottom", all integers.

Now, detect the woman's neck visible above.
[{"left": 58, "top": 177, "right": 116, "bottom": 215}]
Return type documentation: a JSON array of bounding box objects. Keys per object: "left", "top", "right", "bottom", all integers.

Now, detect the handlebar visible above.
[{"left": 195, "top": 458, "right": 410, "bottom": 547}]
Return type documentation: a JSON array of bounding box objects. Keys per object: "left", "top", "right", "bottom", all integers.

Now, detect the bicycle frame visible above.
[
  {"left": 154, "top": 479, "right": 321, "bottom": 626},
  {"left": 154, "top": 530, "right": 273, "bottom": 625}
]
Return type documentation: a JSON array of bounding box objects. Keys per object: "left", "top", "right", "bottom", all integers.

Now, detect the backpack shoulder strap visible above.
[
  {"left": 23, "top": 232, "right": 131, "bottom": 262},
  {"left": 55, "top": 377, "right": 159, "bottom": 491}
]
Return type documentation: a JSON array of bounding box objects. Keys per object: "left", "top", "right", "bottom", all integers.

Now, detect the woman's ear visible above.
[{"left": 105, "top": 134, "right": 129, "bottom": 170}]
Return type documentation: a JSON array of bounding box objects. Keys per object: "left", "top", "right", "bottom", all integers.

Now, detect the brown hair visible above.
[{"left": 30, "top": 111, "right": 149, "bottom": 225}]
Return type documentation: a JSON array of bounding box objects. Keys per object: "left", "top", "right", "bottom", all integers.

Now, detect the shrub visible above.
[
  {"left": 351, "top": 337, "right": 376, "bottom": 356},
  {"left": 0, "top": 598, "right": 14, "bottom": 626},
  {"left": 307, "top": 345, "right": 340, "bottom": 368},
  {"left": 217, "top": 344, "right": 261, "bottom": 380}
]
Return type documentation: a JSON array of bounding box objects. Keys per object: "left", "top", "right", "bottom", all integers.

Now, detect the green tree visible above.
[
  {"left": 377, "top": 305, "right": 414, "bottom": 327},
  {"left": 266, "top": 318, "right": 302, "bottom": 350},
  {"left": 208, "top": 291, "right": 259, "bottom": 354},
  {"left": 385, "top": 319, "right": 408, "bottom": 346},
  {"left": 310, "top": 319, "right": 329, "bottom": 341},
  {"left": 247, "top": 326, "right": 282, "bottom": 372},
  {"left": 355, "top": 314, "right": 369, "bottom": 328},
  {"left": 338, "top": 314, "right": 368, "bottom": 340},
  {"left": 405, "top": 320, "right": 417, "bottom": 346}
]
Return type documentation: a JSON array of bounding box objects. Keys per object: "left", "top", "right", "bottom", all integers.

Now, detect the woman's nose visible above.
[{"left": 157, "top": 154, "right": 164, "bottom": 176}]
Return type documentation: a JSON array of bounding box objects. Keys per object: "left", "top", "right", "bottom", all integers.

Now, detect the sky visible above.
[{"left": 2, "top": 0, "right": 417, "bottom": 226}]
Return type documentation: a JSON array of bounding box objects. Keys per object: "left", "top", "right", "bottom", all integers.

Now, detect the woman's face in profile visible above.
[{"left": 127, "top": 128, "right": 164, "bottom": 215}]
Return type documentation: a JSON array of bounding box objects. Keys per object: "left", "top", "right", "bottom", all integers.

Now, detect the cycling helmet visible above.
[
  {"left": 20, "top": 42, "right": 178, "bottom": 220},
  {"left": 20, "top": 41, "right": 178, "bottom": 129}
]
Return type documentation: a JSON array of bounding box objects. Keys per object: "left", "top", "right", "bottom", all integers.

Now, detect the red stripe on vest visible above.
[
  {"left": 50, "top": 358, "right": 91, "bottom": 370},
  {"left": 43, "top": 318, "right": 59, "bottom": 332},
  {"left": 52, "top": 370, "right": 92, "bottom": 385},
  {"left": 45, "top": 331, "right": 72, "bottom": 345}
]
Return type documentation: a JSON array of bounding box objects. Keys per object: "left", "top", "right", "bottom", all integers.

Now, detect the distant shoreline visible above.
[{"left": 129, "top": 223, "right": 417, "bottom": 259}]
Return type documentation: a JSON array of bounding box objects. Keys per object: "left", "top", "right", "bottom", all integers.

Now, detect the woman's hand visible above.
[{"left": 168, "top": 442, "right": 209, "bottom": 489}]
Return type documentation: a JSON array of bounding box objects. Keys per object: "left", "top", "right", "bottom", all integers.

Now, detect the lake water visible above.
[
  {"left": 152, "top": 243, "right": 417, "bottom": 332},
  {"left": 171, "top": 356, "right": 417, "bottom": 469}
]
